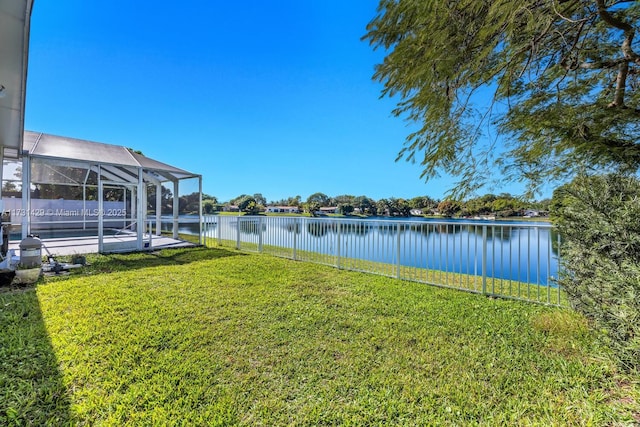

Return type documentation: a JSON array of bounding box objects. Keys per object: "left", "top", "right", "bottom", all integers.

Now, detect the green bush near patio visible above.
[
  {"left": 552, "top": 174, "right": 640, "bottom": 372},
  {"left": 1, "top": 247, "right": 638, "bottom": 425}
]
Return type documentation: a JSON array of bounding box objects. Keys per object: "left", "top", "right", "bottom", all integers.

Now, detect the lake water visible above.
[{"left": 168, "top": 216, "right": 559, "bottom": 286}]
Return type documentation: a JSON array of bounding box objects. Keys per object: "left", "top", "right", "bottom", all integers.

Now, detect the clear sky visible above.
[{"left": 24, "top": 0, "right": 549, "bottom": 203}]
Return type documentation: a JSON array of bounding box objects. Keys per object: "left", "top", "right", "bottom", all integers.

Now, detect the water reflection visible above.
[
  {"left": 339, "top": 222, "right": 371, "bottom": 236},
  {"left": 307, "top": 221, "right": 334, "bottom": 237},
  {"left": 375, "top": 222, "right": 410, "bottom": 235},
  {"left": 237, "top": 219, "right": 265, "bottom": 235},
  {"left": 174, "top": 216, "right": 559, "bottom": 284},
  {"left": 282, "top": 221, "right": 301, "bottom": 234}
]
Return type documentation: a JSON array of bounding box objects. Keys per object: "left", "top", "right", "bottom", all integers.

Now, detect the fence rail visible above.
[{"left": 202, "top": 215, "right": 565, "bottom": 306}]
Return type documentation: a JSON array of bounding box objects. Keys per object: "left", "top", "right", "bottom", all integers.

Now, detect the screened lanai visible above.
[{"left": 2, "top": 131, "right": 202, "bottom": 253}]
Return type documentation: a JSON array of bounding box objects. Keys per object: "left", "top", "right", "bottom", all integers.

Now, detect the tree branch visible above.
[
  {"left": 594, "top": 0, "right": 638, "bottom": 108},
  {"left": 553, "top": 0, "right": 589, "bottom": 24},
  {"left": 595, "top": 0, "right": 633, "bottom": 32},
  {"left": 610, "top": 61, "right": 629, "bottom": 108}
]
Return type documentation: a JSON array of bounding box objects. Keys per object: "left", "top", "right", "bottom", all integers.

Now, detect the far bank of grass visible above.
[{"left": 1, "top": 247, "right": 638, "bottom": 425}]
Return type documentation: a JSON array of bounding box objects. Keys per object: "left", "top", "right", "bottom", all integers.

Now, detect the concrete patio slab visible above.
[{"left": 8, "top": 234, "right": 196, "bottom": 256}]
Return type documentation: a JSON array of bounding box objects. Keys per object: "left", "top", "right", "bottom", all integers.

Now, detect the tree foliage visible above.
[
  {"left": 364, "top": 0, "right": 640, "bottom": 197},
  {"left": 354, "top": 195, "right": 377, "bottom": 215},
  {"left": 409, "top": 196, "right": 438, "bottom": 211},
  {"left": 337, "top": 203, "right": 355, "bottom": 215},
  {"left": 551, "top": 174, "right": 640, "bottom": 372},
  {"left": 437, "top": 200, "right": 461, "bottom": 218},
  {"left": 223, "top": 191, "right": 546, "bottom": 217},
  {"left": 270, "top": 195, "right": 302, "bottom": 207},
  {"left": 376, "top": 197, "right": 411, "bottom": 216},
  {"left": 202, "top": 200, "right": 216, "bottom": 214},
  {"left": 203, "top": 194, "right": 218, "bottom": 205},
  {"left": 306, "top": 201, "right": 321, "bottom": 217},
  {"left": 253, "top": 193, "right": 267, "bottom": 207},
  {"left": 178, "top": 192, "right": 201, "bottom": 214},
  {"left": 306, "top": 192, "right": 331, "bottom": 207},
  {"left": 238, "top": 195, "right": 260, "bottom": 215}
]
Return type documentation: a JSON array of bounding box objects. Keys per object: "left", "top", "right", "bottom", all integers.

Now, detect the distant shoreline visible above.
[{"left": 200, "top": 212, "right": 551, "bottom": 223}]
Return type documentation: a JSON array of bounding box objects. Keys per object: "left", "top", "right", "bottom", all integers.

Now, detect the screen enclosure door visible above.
[{"left": 98, "top": 180, "right": 140, "bottom": 252}]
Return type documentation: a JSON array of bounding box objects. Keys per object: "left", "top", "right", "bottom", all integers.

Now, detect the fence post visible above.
[
  {"left": 217, "top": 216, "right": 222, "bottom": 245},
  {"left": 482, "top": 225, "right": 487, "bottom": 295},
  {"left": 258, "top": 216, "right": 263, "bottom": 253},
  {"left": 201, "top": 216, "right": 206, "bottom": 247},
  {"left": 336, "top": 220, "right": 341, "bottom": 269},
  {"left": 396, "top": 222, "right": 401, "bottom": 279},
  {"left": 293, "top": 218, "right": 298, "bottom": 261},
  {"left": 537, "top": 227, "right": 541, "bottom": 302},
  {"left": 557, "top": 231, "right": 562, "bottom": 305},
  {"left": 546, "top": 227, "right": 551, "bottom": 304},
  {"left": 236, "top": 217, "right": 241, "bottom": 250}
]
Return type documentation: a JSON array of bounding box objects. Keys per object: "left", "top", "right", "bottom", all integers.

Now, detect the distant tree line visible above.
[
  {"left": 211, "top": 192, "right": 550, "bottom": 218},
  {"left": 2, "top": 182, "right": 549, "bottom": 219}
]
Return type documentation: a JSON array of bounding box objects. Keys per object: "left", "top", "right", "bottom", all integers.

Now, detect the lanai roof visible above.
[{"left": 23, "top": 130, "right": 199, "bottom": 185}]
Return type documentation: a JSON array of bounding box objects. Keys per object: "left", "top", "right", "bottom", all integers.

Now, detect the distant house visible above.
[
  {"left": 265, "top": 206, "right": 300, "bottom": 214},
  {"left": 522, "top": 209, "right": 549, "bottom": 218},
  {"left": 223, "top": 205, "right": 240, "bottom": 212},
  {"left": 318, "top": 206, "right": 338, "bottom": 215},
  {"left": 410, "top": 209, "right": 424, "bottom": 216}
]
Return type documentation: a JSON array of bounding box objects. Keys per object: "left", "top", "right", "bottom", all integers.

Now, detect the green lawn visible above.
[{"left": 1, "top": 247, "right": 638, "bottom": 425}]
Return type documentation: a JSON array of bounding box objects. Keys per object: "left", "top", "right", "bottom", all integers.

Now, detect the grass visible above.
[
  {"left": 1, "top": 247, "right": 638, "bottom": 425},
  {"left": 207, "top": 237, "right": 568, "bottom": 306}
]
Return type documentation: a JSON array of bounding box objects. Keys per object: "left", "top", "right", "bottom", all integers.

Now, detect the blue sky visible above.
[{"left": 25, "top": 0, "right": 549, "bottom": 203}]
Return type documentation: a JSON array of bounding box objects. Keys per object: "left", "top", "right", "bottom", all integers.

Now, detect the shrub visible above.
[
  {"left": 551, "top": 174, "right": 640, "bottom": 372},
  {"left": 202, "top": 200, "right": 217, "bottom": 214}
]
